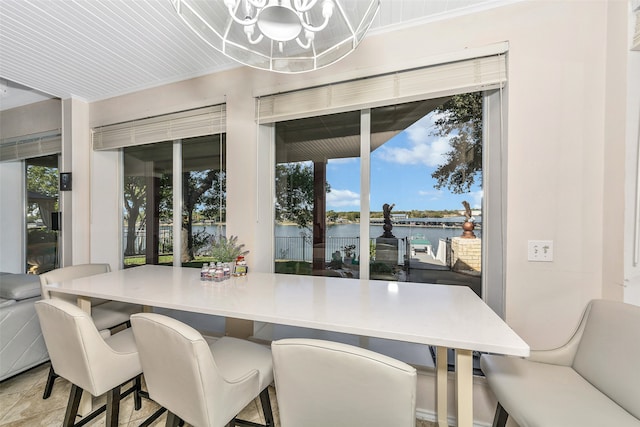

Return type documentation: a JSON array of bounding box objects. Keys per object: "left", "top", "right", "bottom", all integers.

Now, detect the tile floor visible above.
[{"left": 0, "top": 362, "right": 439, "bottom": 426}]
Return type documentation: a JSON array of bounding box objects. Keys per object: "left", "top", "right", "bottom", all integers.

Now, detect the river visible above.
[{"left": 192, "top": 219, "right": 481, "bottom": 262}]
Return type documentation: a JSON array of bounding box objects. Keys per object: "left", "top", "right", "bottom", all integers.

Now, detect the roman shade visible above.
[
  {"left": 0, "top": 131, "right": 61, "bottom": 162},
  {"left": 257, "top": 45, "right": 507, "bottom": 124},
  {"left": 92, "top": 104, "right": 226, "bottom": 150}
]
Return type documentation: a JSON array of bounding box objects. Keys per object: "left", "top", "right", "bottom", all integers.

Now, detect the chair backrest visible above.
[
  {"left": 130, "top": 313, "right": 230, "bottom": 427},
  {"left": 271, "top": 338, "right": 417, "bottom": 427},
  {"left": 34, "top": 298, "right": 140, "bottom": 396},
  {"left": 39, "top": 263, "right": 110, "bottom": 304},
  {"left": 572, "top": 299, "right": 640, "bottom": 419}
]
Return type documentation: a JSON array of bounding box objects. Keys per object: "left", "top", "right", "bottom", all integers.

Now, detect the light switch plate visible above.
[{"left": 528, "top": 240, "right": 553, "bottom": 262}]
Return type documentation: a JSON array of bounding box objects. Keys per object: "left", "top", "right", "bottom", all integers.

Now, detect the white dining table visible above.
[{"left": 44, "top": 264, "right": 529, "bottom": 427}]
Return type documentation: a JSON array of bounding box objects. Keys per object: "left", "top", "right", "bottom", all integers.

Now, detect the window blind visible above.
[
  {"left": 0, "top": 131, "right": 61, "bottom": 162},
  {"left": 92, "top": 105, "right": 226, "bottom": 150},
  {"left": 257, "top": 52, "right": 506, "bottom": 124}
]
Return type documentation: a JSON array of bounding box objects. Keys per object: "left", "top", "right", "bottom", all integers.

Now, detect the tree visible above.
[
  {"left": 181, "top": 169, "right": 223, "bottom": 261},
  {"left": 27, "top": 165, "right": 58, "bottom": 197},
  {"left": 26, "top": 165, "right": 59, "bottom": 222},
  {"left": 275, "top": 162, "right": 330, "bottom": 230},
  {"left": 123, "top": 176, "right": 147, "bottom": 256},
  {"left": 430, "top": 92, "right": 483, "bottom": 194}
]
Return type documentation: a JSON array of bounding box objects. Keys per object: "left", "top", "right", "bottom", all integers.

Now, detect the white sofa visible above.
[
  {"left": 480, "top": 299, "right": 640, "bottom": 427},
  {"left": 0, "top": 272, "right": 49, "bottom": 381}
]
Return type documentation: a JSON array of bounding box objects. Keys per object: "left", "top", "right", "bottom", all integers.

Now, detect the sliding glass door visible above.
[
  {"left": 122, "top": 134, "right": 226, "bottom": 268},
  {"left": 273, "top": 93, "right": 487, "bottom": 295},
  {"left": 275, "top": 110, "right": 362, "bottom": 278},
  {"left": 25, "top": 154, "right": 59, "bottom": 274}
]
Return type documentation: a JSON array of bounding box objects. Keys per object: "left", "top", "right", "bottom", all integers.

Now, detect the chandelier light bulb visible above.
[
  {"left": 173, "top": 0, "right": 380, "bottom": 73},
  {"left": 258, "top": 4, "right": 303, "bottom": 41}
]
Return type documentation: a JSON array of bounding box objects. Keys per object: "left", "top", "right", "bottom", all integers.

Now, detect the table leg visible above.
[
  {"left": 455, "top": 349, "right": 473, "bottom": 427},
  {"left": 76, "top": 296, "right": 93, "bottom": 417},
  {"left": 77, "top": 296, "right": 91, "bottom": 314},
  {"left": 225, "top": 317, "right": 253, "bottom": 339},
  {"left": 436, "top": 346, "right": 449, "bottom": 427}
]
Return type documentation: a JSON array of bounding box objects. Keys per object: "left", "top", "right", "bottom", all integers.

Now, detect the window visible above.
[
  {"left": 25, "top": 154, "right": 59, "bottom": 274},
  {"left": 275, "top": 111, "right": 361, "bottom": 278},
  {"left": 93, "top": 105, "right": 226, "bottom": 269},
  {"left": 273, "top": 94, "right": 485, "bottom": 295},
  {"left": 123, "top": 141, "right": 173, "bottom": 267},
  {"left": 122, "top": 135, "right": 226, "bottom": 268},
  {"left": 261, "top": 48, "right": 507, "bottom": 312}
]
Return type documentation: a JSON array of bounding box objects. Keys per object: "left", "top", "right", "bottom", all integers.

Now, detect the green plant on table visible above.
[{"left": 210, "top": 235, "right": 249, "bottom": 263}]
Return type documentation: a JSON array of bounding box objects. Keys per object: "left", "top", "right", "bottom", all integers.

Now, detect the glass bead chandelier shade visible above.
[{"left": 172, "top": 0, "right": 380, "bottom": 73}]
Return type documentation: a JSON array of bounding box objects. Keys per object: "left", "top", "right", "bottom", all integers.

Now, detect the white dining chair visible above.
[
  {"left": 271, "top": 338, "right": 418, "bottom": 427},
  {"left": 130, "top": 312, "right": 275, "bottom": 427},
  {"left": 39, "top": 263, "right": 142, "bottom": 399},
  {"left": 34, "top": 298, "right": 143, "bottom": 427}
]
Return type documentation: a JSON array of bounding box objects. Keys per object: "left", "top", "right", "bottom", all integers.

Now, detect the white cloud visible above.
[
  {"left": 418, "top": 189, "right": 445, "bottom": 201},
  {"left": 376, "top": 115, "right": 451, "bottom": 168},
  {"left": 326, "top": 189, "right": 360, "bottom": 208},
  {"left": 470, "top": 190, "right": 483, "bottom": 209},
  {"left": 328, "top": 158, "right": 357, "bottom": 165}
]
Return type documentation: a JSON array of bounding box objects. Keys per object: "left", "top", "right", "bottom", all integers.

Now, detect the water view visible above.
[{"left": 187, "top": 218, "right": 482, "bottom": 263}]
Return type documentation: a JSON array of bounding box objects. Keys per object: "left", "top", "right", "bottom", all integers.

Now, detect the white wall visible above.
[
  {"left": 625, "top": 2, "right": 640, "bottom": 305},
  {"left": 89, "top": 149, "right": 121, "bottom": 271},
  {"left": 0, "top": 161, "right": 25, "bottom": 273}
]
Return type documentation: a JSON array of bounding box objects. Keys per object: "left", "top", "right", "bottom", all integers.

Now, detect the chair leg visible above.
[
  {"left": 166, "top": 411, "right": 180, "bottom": 427},
  {"left": 492, "top": 402, "right": 509, "bottom": 427},
  {"left": 105, "top": 386, "right": 121, "bottom": 427},
  {"left": 63, "top": 384, "right": 83, "bottom": 427},
  {"left": 43, "top": 366, "right": 59, "bottom": 399},
  {"left": 133, "top": 375, "right": 142, "bottom": 410},
  {"left": 259, "top": 387, "right": 274, "bottom": 427}
]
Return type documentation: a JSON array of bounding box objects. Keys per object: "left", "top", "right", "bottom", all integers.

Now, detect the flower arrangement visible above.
[{"left": 210, "top": 235, "right": 249, "bottom": 263}]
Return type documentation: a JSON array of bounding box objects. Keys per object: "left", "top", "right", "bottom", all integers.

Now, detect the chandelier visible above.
[{"left": 172, "top": 0, "right": 380, "bottom": 73}]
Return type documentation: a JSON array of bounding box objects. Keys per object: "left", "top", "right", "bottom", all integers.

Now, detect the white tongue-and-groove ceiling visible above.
[{"left": 0, "top": 0, "right": 508, "bottom": 110}]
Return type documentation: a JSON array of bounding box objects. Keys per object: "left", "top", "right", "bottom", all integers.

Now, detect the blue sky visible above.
[{"left": 325, "top": 113, "right": 482, "bottom": 213}]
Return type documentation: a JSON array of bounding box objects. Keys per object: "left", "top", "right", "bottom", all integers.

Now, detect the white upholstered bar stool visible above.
[
  {"left": 35, "top": 299, "right": 143, "bottom": 427},
  {"left": 130, "top": 313, "right": 275, "bottom": 427},
  {"left": 271, "top": 338, "right": 418, "bottom": 427},
  {"left": 39, "top": 263, "right": 142, "bottom": 399}
]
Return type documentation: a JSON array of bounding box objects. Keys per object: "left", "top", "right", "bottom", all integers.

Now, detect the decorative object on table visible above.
[
  {"left": 461, "top": 200, "right": 476, "bottom": 239},
  {"left": 171, "top": 0, "right": 380, "bottom": 73},
  {"left": 233, "top": 255, "right": 248, "bottom": 276},
  {"left": 210, "top": 235, "right": 249, "bottom": 263},
  {"left": 201, "top": 235, "right": 250, "bottom": 281}
]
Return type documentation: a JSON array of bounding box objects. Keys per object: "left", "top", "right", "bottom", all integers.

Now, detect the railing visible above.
[
  {"left": 276, "top": 236, "right": 363, "bottom": 262},
  {"left": 275, "top": 236, "right": 410, "bottom": 265},
  {"left": 123, "top": 229, "right": 173, "bottom": 256},
  {"left": 125, "top": 230, "right": 419, "bottom": 265}
]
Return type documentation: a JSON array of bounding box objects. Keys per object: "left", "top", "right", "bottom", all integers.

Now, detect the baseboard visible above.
[{"left": 415, "top": 408, "right": 492, "bottom": 427}]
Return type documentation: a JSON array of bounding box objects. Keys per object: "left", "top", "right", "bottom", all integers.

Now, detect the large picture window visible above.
[
  {"left": 273, "top": 94, "right": 485, "bottom": 295},
  {"left": 93, "top": 105, "right": 226, "bottom": 269},
  {"left": 262, "top": 48, "right": 507, "bottom": 312},
  {"left": 122, "top": 135, "right": 226, "bottom": 268}
]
